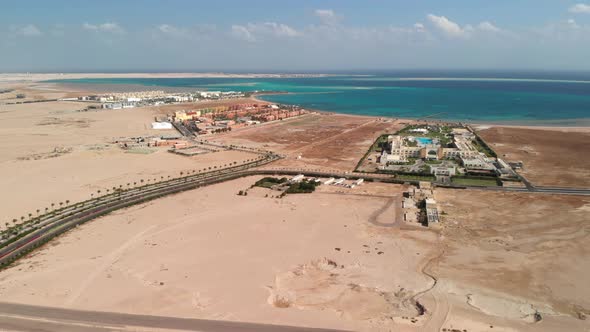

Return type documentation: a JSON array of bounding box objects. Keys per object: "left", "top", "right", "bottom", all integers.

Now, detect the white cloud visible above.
[
  {"left": 530, "top": 19, "right": 590, "bottom": 43},
  {"left": 82, "top": 23, "right": 97, "bottom": 30},
  {"left": 83, "top": 22, "right": 125, "bottom": 34},
  {"left": 263, "top": 22, "right": 300, "bottom": 37},
  {"left": 427, "top": 14, "right": 467, "bottom": 38},
  {"left": 231, "top": 25, "right": 256, "bottom": 42},
  {"left": 478, "top": 21, "right": 500, "bottom": 32},
  {"left": 427, "top": 15, "right": 504, "bottom": 38},
  {"left": 154, "top": 24, "right": 216, "bottom": 41},
  {"left": 15, "top": 24, "right": 42, "bottom": 36},
  {"left": 414, "top": 23, "right": 425, "bottom": 31},
  {"left": 231, "top": 22, "right": 300, "bottom": 42},
  {"left": 157, "top": 24, "right": 187, "bottom": 37},
  {"left": 314, "top": 9, "right": 341, "bottom": 25},
  {"left": 158, "top": 24, "right": 177, "bottom": 34},
  {"left": 567, "top": 19, "right": 580, "bottom": 29},
  {"left": 569, "top": 3, "right": 590, "bottom": 14}
]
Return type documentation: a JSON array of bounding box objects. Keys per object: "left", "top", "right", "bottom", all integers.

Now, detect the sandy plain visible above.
[
  {"left": 0, "top": 95, "right": 259, "bottom": 228},
  {"left": 209, "top": 112, "right": 406, "bottom": 172},
  {"left": 477, "top": 126, "right": 590, "bottom": 187},
  {"left": 433, "top": 189, "right": 590, "bottom": 332},
  {"left": 0, "top": 177, "right": 435, "bottom": 332}
]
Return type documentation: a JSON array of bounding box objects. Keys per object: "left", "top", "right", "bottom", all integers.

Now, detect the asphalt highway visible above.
[
  {"left": 3, "top": 161, "right": 590, "bottom": 267},
  {"left": 0, "top": 302, "right": 349, "bottom": 332}
]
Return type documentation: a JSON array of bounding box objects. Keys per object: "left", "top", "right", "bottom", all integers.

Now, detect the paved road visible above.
[
  {"left": 2, "top": 164, "right": 589, "bottom": 267},
  {"left": 0, "top": 156, "right": 282, "bottom": 266},
  {"left": 467, "top": 184, "right": 590, "bottom": 196},
  {"left": 0, "top": 302, "right": 349, "bottom": 332}
]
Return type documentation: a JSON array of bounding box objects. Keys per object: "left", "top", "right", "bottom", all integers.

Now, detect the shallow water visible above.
[{"left": 48, "top": 71, "right": 590, "bottom": 125}]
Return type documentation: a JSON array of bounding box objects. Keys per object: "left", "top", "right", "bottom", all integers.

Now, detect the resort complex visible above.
[
  {"left": 170, "top": 103, "right": 308, "bottom": 135},
  {"left": 359, "top": 124, "right": 520, "bottom": 185},
  {"left": 64, "top": 90, "right": 247, "bottom": 110}
]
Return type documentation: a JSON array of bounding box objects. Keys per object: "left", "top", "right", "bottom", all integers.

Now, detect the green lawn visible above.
[
  {"left": 396, "top": 174, "right": 435, "bottom": 181},
  {"left": 398, "top": 126, "right": 452, "bottom": 145},
  {"left": 451, "top": 177, "right": 499, "bottom": 187}
]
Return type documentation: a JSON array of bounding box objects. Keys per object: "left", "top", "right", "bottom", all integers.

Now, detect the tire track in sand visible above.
[{"left": 64, "top": 225, "right": 156, "bottom": 307}]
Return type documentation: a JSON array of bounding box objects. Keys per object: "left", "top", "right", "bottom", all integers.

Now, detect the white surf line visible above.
[{"left": 395, "top": 77, "right": 590, "bottom": 84}]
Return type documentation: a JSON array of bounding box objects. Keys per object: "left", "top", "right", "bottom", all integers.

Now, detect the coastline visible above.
[
  {"left": 0, "top": 72, "right": 331, "bottom": 84},
  {"left": 26, "top": 81, "right": 590, "bottom": 130},
  {"left": 252, "top": 94, "right": 590, "bottom": 129}
]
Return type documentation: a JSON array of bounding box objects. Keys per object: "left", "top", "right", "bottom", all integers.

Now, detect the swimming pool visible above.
[{"left": 415, "top": 137, "right": 433, "bottom": 145}]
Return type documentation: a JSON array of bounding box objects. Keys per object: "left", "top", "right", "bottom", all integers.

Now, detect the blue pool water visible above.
[
  {"left": 415, "top": 137, "right": 434, "bottom": 145},
  {"left": 48, "top": 71, "right": 590, "bottom": 125}
]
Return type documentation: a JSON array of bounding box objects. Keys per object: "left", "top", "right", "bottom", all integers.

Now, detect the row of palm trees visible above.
[{"left": 2, "top": 155, "right": 273, "bottom": 241}]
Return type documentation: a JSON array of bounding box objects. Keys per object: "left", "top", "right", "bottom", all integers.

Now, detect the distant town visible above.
[{"left": 62, "top": 89, "right": 248, "bottom": 109}]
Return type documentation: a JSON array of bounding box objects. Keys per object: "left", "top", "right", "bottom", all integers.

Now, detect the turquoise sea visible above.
[{"left": 49, "top": 71, "right": 590, "bottom": 125}]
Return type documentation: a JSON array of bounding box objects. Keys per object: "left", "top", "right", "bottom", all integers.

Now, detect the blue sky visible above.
[{"left": 2, "top": 0, "right": 590, "bottom": 72}]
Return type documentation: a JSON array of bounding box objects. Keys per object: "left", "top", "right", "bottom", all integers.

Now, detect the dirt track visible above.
[{"left": 212, "top": 113, "right": 403, "bottom": 171}]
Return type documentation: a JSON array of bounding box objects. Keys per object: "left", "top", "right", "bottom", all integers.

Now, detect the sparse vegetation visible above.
[
  {"left": 471, "top": 136, "right": 497, "bottom": 158},
  {"left": 254, "top": 177, "right": 288, "bottom": 188},
  {"left": 285, "top": 179, "right": 320, "bottom": 194},
  {"left": 354, "top": 134, "right": 389, "bottom": 171}
]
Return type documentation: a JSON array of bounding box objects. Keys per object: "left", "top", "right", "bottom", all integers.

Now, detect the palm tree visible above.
[
  {"left": 45, "top": 207, "right": 48, "bottom": 213},
  {"left": 12, "top": 218, "right": 17, "bottom": 225},
  {"left": 51, "top": 203, "right": 55, "bottom": 209},
  {"left": 28, "top": 213, "right": 32, "bottom": 219},
  {"left": 5, "top": 222, "right": 9, "bottom": 228},
  {"left": 65, "top": 200, "right": 70, "bottom": 205},
  {"left": 36, "top": 209, "right": 40, "bottom": 215},
  {"left": 59, "top": 202, "right": 63, "bottom": 208},
  {"left": 20, "top": 216, "right": 25, "bottom": 222},
  {"left": 127, "top": 183, "right": 131, "bottom": 188}
]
